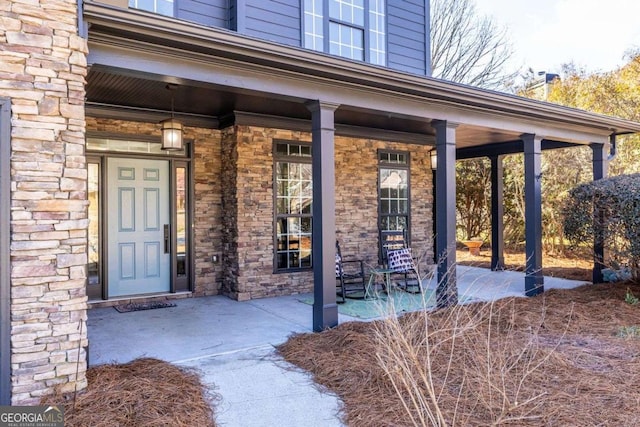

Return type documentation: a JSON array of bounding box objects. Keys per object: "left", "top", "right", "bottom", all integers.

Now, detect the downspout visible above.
[
  {"left": 425, "top": 0, "right": 432, "bottom": 76},
  {"left": 77, "top": 0, "right": 87, "bottom": 39},
  {"left": 1, "top": 98, "right": 11, "bottom": 405}
]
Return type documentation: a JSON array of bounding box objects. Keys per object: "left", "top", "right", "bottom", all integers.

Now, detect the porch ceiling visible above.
[
  {"left": 86, "top": 67, "right": 443, "bottom": 142},
  {"left": 85, "top": 68, "right": 521, "bottom": 148},
  {"left": 86, "top": 68, "right": 308, "bottom": 121}
]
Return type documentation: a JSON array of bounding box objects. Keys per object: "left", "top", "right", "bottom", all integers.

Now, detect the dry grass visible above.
[
  {"left": 40, "top": 358, "right": 218, "bottom": 427},
  {"left": 278, "top": 281, "right": 640, "bottom": 426}
]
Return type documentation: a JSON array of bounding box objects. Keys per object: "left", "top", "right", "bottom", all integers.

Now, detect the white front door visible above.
[{"left": 107, "top": 158, "right": 170, "bottom": 297}]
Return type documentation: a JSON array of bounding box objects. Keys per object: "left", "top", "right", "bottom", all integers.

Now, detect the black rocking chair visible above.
[
  {"left": 379, "top": 229, "right": 422, "bottom": 294},
  {"left": 335, "top": 240, "right": 367, "bottom": 303}
]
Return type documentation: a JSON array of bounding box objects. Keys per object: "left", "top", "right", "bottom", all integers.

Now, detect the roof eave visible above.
[{"left": 82, "top": 2, "right": 640, "bottom": 136}]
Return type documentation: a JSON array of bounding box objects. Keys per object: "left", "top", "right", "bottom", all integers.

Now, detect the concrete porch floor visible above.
[{"left": 87, "top": 266, "right": 590, "bottom": 427}]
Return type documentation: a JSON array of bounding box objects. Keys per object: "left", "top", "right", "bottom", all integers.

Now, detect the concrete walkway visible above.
[{"left": 87, "top": 266, "right": 589, "bottom": 426}]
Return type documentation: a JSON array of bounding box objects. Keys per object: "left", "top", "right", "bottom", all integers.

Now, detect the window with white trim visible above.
[
  {"left": 129, "top": 0, "right": 174, "bottom": 17},
  {"left": 303, "top": 0, "right": 386, "bottom": 66},
  {"left": 304, "top": 0, "right": 325, "bottom": 52}
]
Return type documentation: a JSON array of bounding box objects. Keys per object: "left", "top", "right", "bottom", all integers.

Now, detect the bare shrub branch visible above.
[
  {"left": 372, "top": 293, "right": 572, "bottom": 425},
  {"left": 430, "top": 0, "right": 517, "bottom": 89}
]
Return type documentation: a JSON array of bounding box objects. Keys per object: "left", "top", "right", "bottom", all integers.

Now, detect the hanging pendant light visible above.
[{"left": 160, "top": 84, "right": 183, "bottom": 151}]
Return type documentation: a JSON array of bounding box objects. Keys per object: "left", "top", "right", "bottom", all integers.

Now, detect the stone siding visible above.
[
  {"left": 232, "top": 126, "right": 314, "bottom": 300},
  {"left": 335, "top": 136, "right": 434, "bottom": 268},
  {"left": 192, "top": 126, "right": 223, "bottom": 295},
  {"left": 67, "top": 118, "right": 432, "bottom": 304},
  {"left": 220, "top": 126, "right": 240, "bottom": 297},
  {"left": 223, "top": 125, "right": 434, "bottom": 300},
  {"left": 1, "top": 0, "right": 89, "bottom": 404}
]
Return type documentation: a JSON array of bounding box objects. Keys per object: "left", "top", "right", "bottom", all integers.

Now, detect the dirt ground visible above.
[
  {"left": 278, "top": 279, "right": 640, "bottom": 426},
  {"left": 456, "top": 247, "right": 593, "bottom": 281}
]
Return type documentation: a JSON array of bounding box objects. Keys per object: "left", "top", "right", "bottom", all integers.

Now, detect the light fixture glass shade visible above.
[
  {"left": 160, "top": 118, "right": 183, "bottom": 151},
  {"left": 430, "top": 150, "right": 437, "bottom": 170}
]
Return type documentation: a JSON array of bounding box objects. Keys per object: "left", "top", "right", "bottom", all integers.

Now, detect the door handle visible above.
[{"left": 164, "top": 224, "right": 170, "bottom": 254}]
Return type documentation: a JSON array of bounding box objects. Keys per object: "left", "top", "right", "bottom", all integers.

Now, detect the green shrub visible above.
[{"left": 562, "top": 173, "right": 640, "bottom": 280}]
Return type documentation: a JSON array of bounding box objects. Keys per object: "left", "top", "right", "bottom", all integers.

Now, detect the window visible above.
[
  {"left": 87, "top": 161, "right": 102, "bottom": 300},
  {"left": 274, "top": 142, "right": 313, "bottom": 271},
  {"left": 175, "top": 166, "right": 188, "bottom": 279},
  {"left": 129, "top": 0, "right": 174, "bottom": 17},
  {"left": 368, "top": 0, "right": 386, "bottom": 65},
  {"left": 379, "top": 151, "right": 410, "bottom": 232},
  {"left": 328, "top": 0, "right": 365, "bottom": 61},
  {"left": 304, "top": 0, "right": 324, "bottom": 52},
  {"left": 87, "top": 137, "right": 186, "bottom": 156},
  {"left": 304, "top": 0, "right": 386, "bottom": 65}
]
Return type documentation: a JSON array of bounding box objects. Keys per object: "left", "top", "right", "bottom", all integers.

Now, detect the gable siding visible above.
[
  {"left": 387, "top": 0, "right": 428, "bottom": 76},
  {"left": 243, "top": 0, "right": 301, "bottom": 47},
  {"left": 178, "top": 0, "right": 229, "bottom": 29},
  {"left": 174, "top": 0, "right": 429, "bottom": 74}
]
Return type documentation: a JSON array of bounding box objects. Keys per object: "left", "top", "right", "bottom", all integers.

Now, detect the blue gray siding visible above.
[
  {"left": 387, "top": 0, "right": 429, "bottom": 76},
  {"left": 178, "top": 0, "right": 229, "bottom": 29},
  {"left": 243, "top": 0, "right": 301, "bottom": 47},
  {"left": 172, "top": 0, "right": 429, "bottom": 76}
]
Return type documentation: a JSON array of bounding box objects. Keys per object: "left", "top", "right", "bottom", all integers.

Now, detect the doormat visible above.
[{"left": 114, "top": 301, "right": 177, "bottom": 313}]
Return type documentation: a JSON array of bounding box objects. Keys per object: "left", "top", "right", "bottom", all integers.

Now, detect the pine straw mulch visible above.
[
  {"left": 41, "top": 358, "right": 218, "bottom": 427},
  {"left": 277, "top": 281, "right": 640, "bottom": 426}
]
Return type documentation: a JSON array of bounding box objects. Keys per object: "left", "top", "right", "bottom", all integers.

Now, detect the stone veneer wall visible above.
[
  {"left": 82, "top": 119, "right": 433, "bottom": 303},
  {"left": 223, "top": 125, "right": 434, "bottom": 300},
  {"left": 1, "top": 0, "right": 89, "bottom": 404},
  {"left": 334, "top": 136, "right": 434, "bottom": 266},
  {"left": 192, "top": 126, "right": 224, "bottom": 295},
  {"left": 221, "top": 125, "right": 315, "bottom": 300},
  {"left": 86, "top": 118, "right": 224, "bottom": 296},
  {"left": 220, "top": 126, "right": 240, "bottom": 297}
]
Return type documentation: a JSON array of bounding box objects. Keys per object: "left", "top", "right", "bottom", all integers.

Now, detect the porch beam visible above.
[
  {"left": 432, "top": 120, "right": 458, "bottom": 308},
  {"left": 522, "top": 133, "right": 544, "bottom": 296},
  {"left": 591, "top": 141, "right": 609, "bottom": 283},
  {"left": 490, "top": 155, "right": 505, "bottom": 270},
  {"left": 308, "top": 100, "right": 339, "bottom": 331},
  {"left": 226, "top": 111, "right": 435, "bottom": 145},
  {"left": 457, "top": 139, "right": 583, "bottom": 160}
]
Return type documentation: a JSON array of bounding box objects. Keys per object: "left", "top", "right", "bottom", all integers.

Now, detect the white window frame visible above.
[
  {"left": 303, "top": 0, "right": 387, "bottom": 65},
  {"left": 129, "top": 0, "right": 175, "bottom": 17}
]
